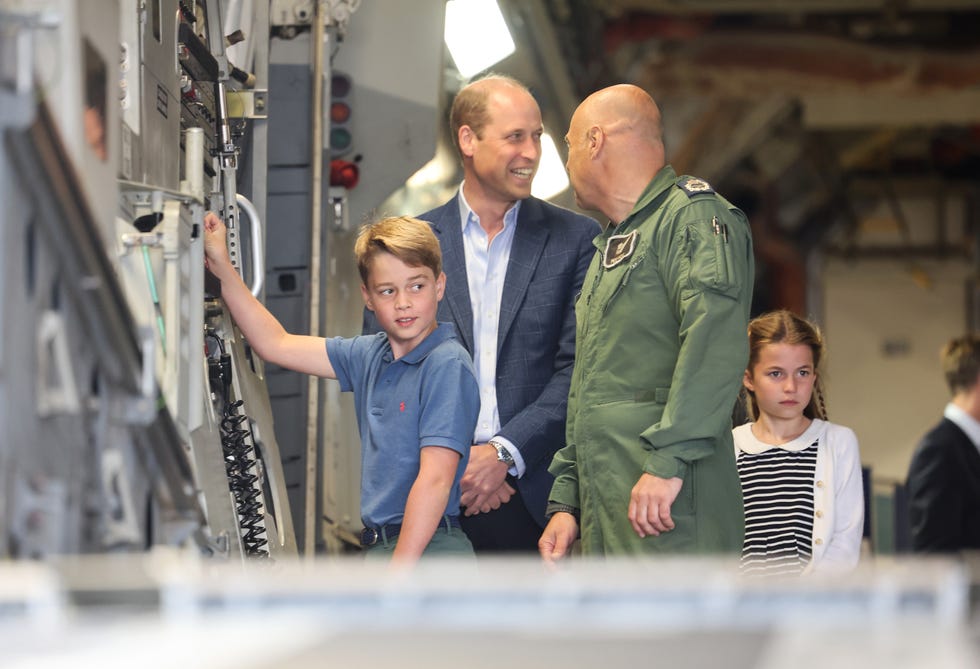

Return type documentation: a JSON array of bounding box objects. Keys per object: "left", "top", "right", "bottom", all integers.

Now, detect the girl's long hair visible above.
[{"left": 743, "top": 309, "right": 828, "bottom": 421}]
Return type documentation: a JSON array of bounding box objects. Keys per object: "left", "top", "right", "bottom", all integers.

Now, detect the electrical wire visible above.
[{"left": 141, "top": 244, "right": 166, "bottom": 354}]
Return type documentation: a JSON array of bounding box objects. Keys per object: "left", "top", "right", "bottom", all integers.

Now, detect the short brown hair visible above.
[
  {"left": 354, "top": 216, "right": 442, "bottom": 285},
  {"left": 449, "top": 74, "right": 532, "bottom": 156},
  {"left": 941, "top": 334, "right": 980, "bottom": 395},
  {"left": 744, "top": 309, "right": 828, "bottom": 421}
]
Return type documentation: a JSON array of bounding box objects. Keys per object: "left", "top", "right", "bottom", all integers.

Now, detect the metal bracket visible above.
[
  {"left": 100, "top": 448, "right": 143, "bottom": 548},
  {"left": 36, "top": 310, "right": 81, "bottom": 417},
  {"left": 328, "top": 186, "right": 349, "bottom": 231}
]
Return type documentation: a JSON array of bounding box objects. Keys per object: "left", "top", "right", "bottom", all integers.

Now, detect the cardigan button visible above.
[
  {"left": 815, "top": 538, "right": 823, "bottom": 545},
  {"left": 815, "top": 510, "right": 824, "bottom": 518},
  {"left": 816, "top": 480, "right": 825, "bottom": 488}
]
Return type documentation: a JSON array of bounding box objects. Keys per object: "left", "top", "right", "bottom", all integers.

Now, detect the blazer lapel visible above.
[
  {"left": 499, "top": 200, "right": 547, "bottom": 354},
  {"left": 431, "top": 198, "right": 475, "bottom": 352}
]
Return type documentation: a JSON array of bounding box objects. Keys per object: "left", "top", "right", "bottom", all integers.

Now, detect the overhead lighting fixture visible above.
[
  {"left": 444, "top": 0, "right": 515, "bottom": 78},
  {"left": 531, "top": 133, "right": 569, "bottom": 201}
]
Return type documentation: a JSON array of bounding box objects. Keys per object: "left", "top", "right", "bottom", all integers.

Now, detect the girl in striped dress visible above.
[{"left": 735, "top": 310, "right": 864, "bottom": 576}]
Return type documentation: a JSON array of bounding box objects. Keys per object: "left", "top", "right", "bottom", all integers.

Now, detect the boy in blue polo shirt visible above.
[{"left": 204, "top": 213, "right": 480, "bottom": 564}]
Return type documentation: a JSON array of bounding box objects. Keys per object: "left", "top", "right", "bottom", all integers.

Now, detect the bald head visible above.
[
  {"left": 577, "top": 84, "right": 663, "bottom": 147},
  {"left": 564, "top": 84, "right": 666, "bottom": 222}
]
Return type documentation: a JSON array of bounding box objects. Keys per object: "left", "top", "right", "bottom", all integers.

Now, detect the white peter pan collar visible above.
[{"left": 735, "top": 418, "right": 828, "bottom": 454}]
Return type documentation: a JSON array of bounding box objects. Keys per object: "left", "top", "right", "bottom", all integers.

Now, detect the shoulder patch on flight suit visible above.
[
  {"left": 676, "top": 177, "right": 714, "bottom": 197},
  {"left": 603, "top": 230, "right": 638, "bottom": 269}
]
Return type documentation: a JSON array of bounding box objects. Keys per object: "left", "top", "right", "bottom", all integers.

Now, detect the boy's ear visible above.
[
  {"left": 360, "top": 283, "right": 375, "bottom": 311},
  {"left": 435, "top": 272, "right": 446, "bottom": 301}
]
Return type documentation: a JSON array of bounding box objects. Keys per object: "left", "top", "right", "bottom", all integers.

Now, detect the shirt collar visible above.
[
  {"left": 385, "top": 322, "right": 458, "bottom": 365},
  {"left": 457, "top": 182, "right": 522, "bottom": 232},
  {"left": 944, "top": 402, "right": 980, "bottom": 449},
  {"left": 737, "top": 418, "right": 828, "bottom": 454}
]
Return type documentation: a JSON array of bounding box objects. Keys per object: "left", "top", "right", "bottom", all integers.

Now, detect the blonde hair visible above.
[
  {"left": 941, "top": 334, "right": 980, "bottom": 396},
  {"left": 353, "top": 216, "right": 442, "bottom": 285},
  {"left": 744, "top": 309, "right": 828, "bottom": 421}
]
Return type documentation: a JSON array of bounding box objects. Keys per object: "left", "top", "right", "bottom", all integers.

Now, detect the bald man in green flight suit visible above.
[{"left": 540, "top": 84, "right": 754, "bottom": 559}]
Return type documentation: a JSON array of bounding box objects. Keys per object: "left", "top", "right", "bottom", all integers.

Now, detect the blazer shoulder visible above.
[
  {"left": 910, "top": 419, "right": 971, "bottom": 470},
  {"left": 919, "top": 418, "right": 969, "bottom": 448},
  {"left": 523, "top": 196, "right": 601, "bottom": 234},
  {"left": 418, "top": 196, "right": 460, "bottom": 228}
]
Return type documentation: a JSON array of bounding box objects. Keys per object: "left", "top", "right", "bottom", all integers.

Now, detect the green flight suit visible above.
[{"left": 549, "top": 165, "right": 754, "bottom": 554}]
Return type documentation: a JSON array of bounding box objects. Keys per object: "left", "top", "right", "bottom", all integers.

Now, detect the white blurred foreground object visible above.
[{"left": 0, "top": 552, "right": 976, "bottom": 669}]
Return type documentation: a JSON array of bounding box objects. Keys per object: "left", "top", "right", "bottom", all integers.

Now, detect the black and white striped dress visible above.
[{"left": 735, "top": 423, "right": 819, "bottom": 577}]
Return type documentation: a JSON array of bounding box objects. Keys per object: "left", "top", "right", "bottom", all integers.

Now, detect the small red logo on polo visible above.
[{"left": 399, "top": 401, "right": 405, "bottom": 412}]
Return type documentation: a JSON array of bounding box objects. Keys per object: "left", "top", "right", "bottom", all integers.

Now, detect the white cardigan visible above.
[{"left": 733, "top": 419, "right": 864, "bottom": 574}]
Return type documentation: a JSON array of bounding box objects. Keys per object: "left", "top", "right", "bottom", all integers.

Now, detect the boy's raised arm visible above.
[{"left": 204, "top": 212, "right": 336, "bottom": 379}]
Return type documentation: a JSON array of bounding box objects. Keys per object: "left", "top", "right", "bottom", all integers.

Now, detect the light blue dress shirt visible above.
[{"left": 458, "top": 185, "right": 525, "bottom": 477}]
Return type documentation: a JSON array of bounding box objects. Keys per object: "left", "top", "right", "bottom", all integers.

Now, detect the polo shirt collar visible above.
[{"left": 385, "top": 322, "right": 457, "bottom": 365}]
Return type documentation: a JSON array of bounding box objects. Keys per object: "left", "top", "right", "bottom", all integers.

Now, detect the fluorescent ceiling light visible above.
[
  {"left": 444, "top": 0, "right": 515, "bottom": 78},
  {"left": 532, "top": 133, "right": 569, "bottom": 201}
]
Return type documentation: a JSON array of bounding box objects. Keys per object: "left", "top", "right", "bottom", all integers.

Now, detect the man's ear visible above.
[
  {"left": 360, "top": 283, "right": 375, "bottom": 311},
  {"left": 588, "top": 125, "right": 604, "bottom": 159},
  {"left": 458, "top": 125, "right": 476, "bottom": 158}
]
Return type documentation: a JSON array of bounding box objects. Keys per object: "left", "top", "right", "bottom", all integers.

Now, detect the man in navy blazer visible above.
[
  {"left": 907, "top": 334, "right": 980, "bottom": 552},
  {"left": 368, "top": 75, "right": 599, "bottom": 551}
]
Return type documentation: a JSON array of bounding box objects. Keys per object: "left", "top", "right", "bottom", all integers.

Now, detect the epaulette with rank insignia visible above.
[{"left": 676, "top": 176, "right": 715, "bottom": 197}]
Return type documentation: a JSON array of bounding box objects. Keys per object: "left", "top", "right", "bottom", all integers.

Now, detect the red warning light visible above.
[
  {"left": 330, "top": 101, "right": 351, "bottom": 124},
  {"left": 330, "top": 159, "right": 359, "bottom": 189}
]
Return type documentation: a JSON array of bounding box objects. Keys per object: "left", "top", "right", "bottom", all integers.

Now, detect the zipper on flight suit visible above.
[
  {"left": 584, "top": 264, "right": 603, "bottom": 307},
  {"left": 601, "top": 258, "right": 642, "bottom": 315},
  {"left": 576, "top": 264, "right": 605, "bottom": 358},
  {"left": 711, "top": 216, "right": 732, "bottom": 288}
]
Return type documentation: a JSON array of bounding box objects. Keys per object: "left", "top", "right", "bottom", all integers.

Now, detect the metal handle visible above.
[{"left": 235, "top": 193, "right": 265, "bottom": 297}]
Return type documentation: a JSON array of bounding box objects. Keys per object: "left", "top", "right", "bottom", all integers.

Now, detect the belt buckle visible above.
[{"left": 360, "top": 527, "right": 379, "bottom": 546}]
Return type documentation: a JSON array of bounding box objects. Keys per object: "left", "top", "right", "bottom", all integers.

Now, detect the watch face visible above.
[{"left": 493, "top": 442, "right": 513, "bottom": 464}]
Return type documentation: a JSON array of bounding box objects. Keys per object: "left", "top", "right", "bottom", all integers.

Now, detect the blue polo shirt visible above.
[{"left": 326, "top": 322, "right": 479, "bottom": 528}]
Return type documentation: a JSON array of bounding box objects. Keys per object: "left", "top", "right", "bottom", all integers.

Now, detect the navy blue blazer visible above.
[
  {"left": 907, "top": 417, "right": 980, "bottom": 552},
  {"left": 366, "top": 194, "right": 600, "bottom": 527}
]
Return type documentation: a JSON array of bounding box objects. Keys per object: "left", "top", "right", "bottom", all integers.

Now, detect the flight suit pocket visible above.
[
  {"left": 635, "top": 387, "right": 670, "bottom": 404},
  {"left": 686, "top": 220, "right": 739, "bottom": 297}
]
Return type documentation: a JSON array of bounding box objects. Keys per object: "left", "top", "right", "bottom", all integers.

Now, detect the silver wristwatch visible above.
[{"left": 489, "top": 439, "right": 515, "bottom": 466}]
